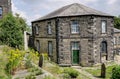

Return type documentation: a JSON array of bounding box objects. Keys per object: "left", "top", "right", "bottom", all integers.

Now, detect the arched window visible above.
[
  {"left": 101, "top": 41, "right": 107, "bottom": 53},
  {"left": 0, "top": 7, "right": 2, "bottom": 16}
]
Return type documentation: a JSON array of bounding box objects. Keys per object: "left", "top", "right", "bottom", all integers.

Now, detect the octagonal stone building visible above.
[{"left": 32, "top": 3, "right": 114, "bottom": 66}]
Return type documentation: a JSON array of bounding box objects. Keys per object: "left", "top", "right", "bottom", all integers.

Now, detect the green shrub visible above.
[
  {"left": 5, "top": 49, "right": 25, "bottom": 75},
  {"left": 43, "top": 76, "right": 56, "bottom": 79},
  {"left": 25, "top": 74, "right": 36, "bottom": 79},
  {"left": 111, "top": 65, "right": 120, "bottom": 79},
  {"left": 28, "top": 66, "right": 43, "bottom": 76},
  {"left": 25, "top": 59, "right": 33, "bottom": 69},
  {"left": 64, "top": 68, "right": 79, "bottom": 78},
  {"left": 63, "top": 73, "right": 70, "bottom": 79}
]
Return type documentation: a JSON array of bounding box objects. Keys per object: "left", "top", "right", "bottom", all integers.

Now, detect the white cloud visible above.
[
  {"left": 107, "top": 0, "right": 117, "bottom": 4},
  {"left": 12, "top": 1, "right": 27, "bottom": 20},
  {"left": 12, "top": 0, "right": 41, "bottom": 25},
  {"left": 12, "top": 0, "right": 120, "bottom": 25}
]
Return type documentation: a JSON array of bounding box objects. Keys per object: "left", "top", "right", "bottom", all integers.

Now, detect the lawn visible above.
[{"left": 85, "top": 65, "right": 118, "bottom": 79}]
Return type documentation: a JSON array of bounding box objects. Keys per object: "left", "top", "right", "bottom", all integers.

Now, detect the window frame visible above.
[
  {"left": 71, "top": 20, "right": 79, "bottom": 34},
  {"left": 48, "top": 41, "right": 53, "bottom": 56},
  {"left": 101, "top": 20, "right": 107, "bottom": 34},
  {"left": 47, "top": 22, "right": 52, "bottom": 34},
  {"left": 114, "top": 37, "right": 117, "bottom": 45},
  {"left": 35, "top": 24, "right": 39, "bottom": 35},
  {"left": 0, "top": 6, "right": 3, "bottom": 16},
  {"left": 71, "top": 42, "right": 79, "bottom": 50},
  {"left": 119, "top": 37, "right": 120, "bottom": 45},
  {"left": 36, "top": 40, "right": 40, "bottom": 52},
  {"left": 101, "top": 41, "right": 107, "bottom": 53}
]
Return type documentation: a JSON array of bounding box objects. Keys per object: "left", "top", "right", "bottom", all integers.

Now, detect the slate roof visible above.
[
  {"left": 33, "top": 3, "right": 113, "bottom": 22},
  {"left": 114, "top": 28, "right": 120, "bottom": 33}
]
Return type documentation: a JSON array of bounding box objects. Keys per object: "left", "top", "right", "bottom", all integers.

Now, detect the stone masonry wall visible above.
[
  {"left": 0, "top": 0, "right": 11, "bottom": 19},
  {"left": 32, "top": 19, "right": 57, "bottom": 62},
  {"left": 32, "top": 15, "right": 114, "bottom": 66}
]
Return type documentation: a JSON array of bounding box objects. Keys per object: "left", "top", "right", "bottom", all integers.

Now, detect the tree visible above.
[
  {"left": 114, "top": 16, "right": 120, "bottom": 29},
  {"left": 0, "top": 13, "right": 27, "bottom": 48}
]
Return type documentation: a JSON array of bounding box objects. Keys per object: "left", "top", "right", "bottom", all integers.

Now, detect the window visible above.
[
  {"left": 48, "top": 41, "right": 53, "bottom": 55},
  {"left": 114, "top": 37, "right": 117, "bottom": 45},
  {"left": 118, "top": 37, "right": 120, "bottom": 44},
  {"left": 47, "top": 22, "right": 52, "bottom": 34},
  {"left": 71, "top": 42, "right": 79, "bottom": 50},
  {"left": 36, "top": 40, "right": 40, "bottom": 52},
  {"left": 35, "top": 24, "right": 39, "bottom": 34},
  {"left": 0, "top": 7, "right": 2, "bottom": 16},
  {"left": 101, "top": 41, "right": 107, "bottom": 53},
  {"left": 101, "top": 21, "right": 107, "bottom": 33},
  {"left": 71, "top": 21, "right": 79, "bottom": 34}
]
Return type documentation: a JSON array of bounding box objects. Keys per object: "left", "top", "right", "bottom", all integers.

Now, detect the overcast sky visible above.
[{"left": 12, "top": 0, "right": 120, "bottom": 25}]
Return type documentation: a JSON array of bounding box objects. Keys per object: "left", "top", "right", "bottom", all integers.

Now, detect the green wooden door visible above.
[{"left": 72, "top": 50, "right": 79, "bottom": 64}]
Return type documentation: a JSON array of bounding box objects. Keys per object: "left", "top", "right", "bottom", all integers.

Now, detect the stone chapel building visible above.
[
  {"left": 32, "top": 3, "right": 114, "bottom": 66},
  {"left": 0, "top": 0, "right": 11, "bottom": 19}
]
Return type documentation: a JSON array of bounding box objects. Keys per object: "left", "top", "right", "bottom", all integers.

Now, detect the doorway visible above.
[{"left": 71, "top": 42, "right": 80, "bottom": 64}]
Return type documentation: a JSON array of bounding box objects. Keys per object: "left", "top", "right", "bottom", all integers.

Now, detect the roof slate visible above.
[{"left": 33, "top": 3, "right": 113, "bottom": 22}]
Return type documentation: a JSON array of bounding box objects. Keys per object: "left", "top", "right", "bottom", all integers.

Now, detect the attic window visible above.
[
  {"left": 71, "top": 21, "right": 79, "bottom": 34},
  {"left": 0, "top": 7, "right": 2, "bottom": 16}
]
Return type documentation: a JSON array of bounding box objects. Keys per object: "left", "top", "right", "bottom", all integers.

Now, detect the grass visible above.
[
  {"left": 85, "top": 65, "right": 118, "bottom": 79},
  {"left": 0, "top": 46, "right": 12, "bottom": 79},
  {"left": 43, "top": 60, "right": 92, "bottom": 79}
]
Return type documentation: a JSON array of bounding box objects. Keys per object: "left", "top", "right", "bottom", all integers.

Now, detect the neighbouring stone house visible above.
[
  {"left": 113, "top": 28, "right": 120, "bottom": 55},
  {"left": 32, "top": 3, "right": 114, "bottom": 66},
  {"left": 0, "top": 0, "right": 11, "bottom": 19}
]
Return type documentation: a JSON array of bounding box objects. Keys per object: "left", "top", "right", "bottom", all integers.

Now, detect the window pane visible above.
[
  {"left": 48, "top": 41, "right": 52, "bottom": 55},
  {"left": 48, "top": 22, "right": 52, "bottom": 34},
  {"left": 0, "top": 7, "right": 2, "bottom": 16},
  {"left": 71, "top": 21, "right": 79, "bottom": 33},
  {"left": 101, "top": 21, "right": 107, "bottom": 33},
  {"left": 72, "top": 42, "right": 79, "bottom": 50},
  {"left": 35, "top": 24, "right": 39, "bottom": 34},
  {"left": 118, "top": 37, "right": 120, "bottom": 44},
  {"left": 114, "top": 37, "right": 117, "bottom": 44},
  {"left": 101, "top": 41, "right": 107, "bottom": 53},
  {"left": 36, "top": 40, "right": 40, "bottom": 52}
]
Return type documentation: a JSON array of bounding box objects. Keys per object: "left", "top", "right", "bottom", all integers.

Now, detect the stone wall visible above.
[
  {"left": 32, "top": 19, "right": 57, "bottom": 62},
  {"left": 114, "top": 32, "right": 120, "bottom": 54},
  {"left": 57, "top": 16, "right": 114, "bottom": 66},
  {"left": 32, "top": 15, "right": 114, "bottom": 66},
  {"left": 0, "top": 0, "right": 11, "bottom": 19}
]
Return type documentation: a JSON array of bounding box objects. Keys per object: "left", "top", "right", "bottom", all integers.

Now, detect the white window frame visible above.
[
  {"left": 101, "top": 21, "right": 107, "bottom": 33},
  {"left": 71, "top": 21, "right": 79, "bottom": 34}
]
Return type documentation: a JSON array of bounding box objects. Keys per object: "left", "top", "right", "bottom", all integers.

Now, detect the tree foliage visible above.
[
  {"left": 111, "top": 66, "right": 120, "bottom": 79},
  {"left": 114, "top": 16, "right": 120, "bottom": 29},
  {"left": 0, "top": 13, "right": 27, "bottom": 48}
]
